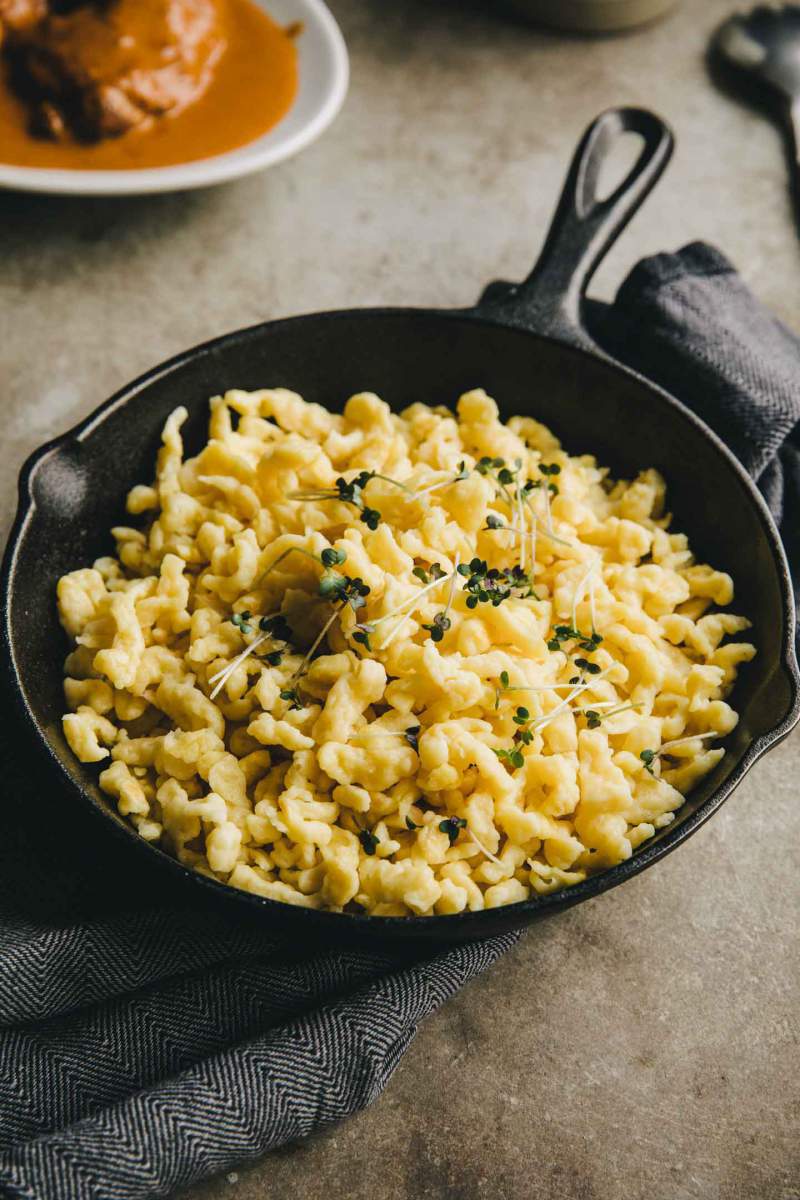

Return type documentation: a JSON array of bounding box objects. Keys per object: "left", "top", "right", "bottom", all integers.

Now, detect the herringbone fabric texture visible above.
[{"left": 1, "top": 243, "right": 797, "bottom": 1200}]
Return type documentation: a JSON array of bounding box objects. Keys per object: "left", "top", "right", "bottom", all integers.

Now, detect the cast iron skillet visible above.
[{"left": 3, "top": 108, "right": 798, "bottom": 942}]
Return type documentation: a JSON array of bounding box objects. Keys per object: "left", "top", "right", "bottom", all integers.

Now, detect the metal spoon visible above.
[{"left": 712, "top": 5, "right": 800, "bottom": 217}]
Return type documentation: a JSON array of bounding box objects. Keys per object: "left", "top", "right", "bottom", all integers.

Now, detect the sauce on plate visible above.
[{"left": 0, "top": 0, "right": 298, "bottom": 170}]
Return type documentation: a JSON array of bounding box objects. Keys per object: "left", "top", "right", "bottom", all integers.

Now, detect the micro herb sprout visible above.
[
  {"left": 456, "top": 558, "right": 535, "bottom": 609},
  {"left": 404, "top": 725, "right": 421, "bottom": 752},
  {"left": 475, "top": 455, "right": 523, "bottom": 516},
  {"left": 517, "top": 461, "right": 570, "bottom": 547},
  {"left": 640, "top": 749, "right": 657, "bottom": 775},
  {"left": 376, "top": 562, "right": 459, "bottom": 651},
  {"left": 231, "top": 611, "right": 253, "bottom": 635},
  {"left": 412, "top": 563, "right": 448, "bottom": 586},
  {"left": 318, "top": 573, "right": 371, "bottom": 611},
  {"left": 259, "top": 614, "right": 294, "bottom": 642},
  {"left": 492, "top": 667, "right": 613, "bottom": 767},
  {"left": 638, "top": 732, "right": 721, "bottom": 777},
  {"left": 358, "top": 829, "right": 380, "bottom": 856},
  {"left": 422, "top": 554, "right": 460, "bottom": 644},
  {"left": 539, "top": 462, "right": 561, "bottom": 495},
  {"left": 495, "top": 745, "right": 525, "bottom": 770},
  {"left": 289, "top": 573, "right": 371, "bottom": 685},
  {"left": 351, "top": 625, "right": 373, "bottom": 652},
  {"left": 493, "top": 668, "right": 595, "bottom": 709},
  {"left": 355, "top": 724, "right": 421, "bottom": 751},
  {"left": 422, "top": 612, "right": 451, "bottom": 642},
  {"left": 578, "top": 702, "right": 642, "bottom": 729},
  {"left": 257, "top": 544, "right": 341, "bottom": 589},
  {"left": 290, "top": 471, "right": 413, "bottom": 530},
  {"left": 439, "top": 816, "right": 467, "bottom": 846},
  {"left": 279, "top": 687, "right": 302, "bottom": 710},
  {"left": 209, "top": 608, "right": 293, "bottom": 700},
  {"left": 546, "top": 625, "right": 603, "bottom": 655},
  {"left": 412, "top": 460, "right": 471, "bottom": 501}
]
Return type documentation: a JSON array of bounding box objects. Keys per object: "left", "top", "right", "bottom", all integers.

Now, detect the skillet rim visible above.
[{"left": 3, "top": 303, "right": 799, "bottom": 939}]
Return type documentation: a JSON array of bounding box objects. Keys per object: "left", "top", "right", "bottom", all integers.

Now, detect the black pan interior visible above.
[{"left": 4, "top": 309, "right": 796, "bottom": 941}]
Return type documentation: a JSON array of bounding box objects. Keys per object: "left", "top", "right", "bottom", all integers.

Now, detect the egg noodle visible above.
[{"left": 57, "top": 387, "right": 755, "bottom": 916}]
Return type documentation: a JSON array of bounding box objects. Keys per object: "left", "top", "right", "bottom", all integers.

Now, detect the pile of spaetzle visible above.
[{"left": 57, "top": 387, "right": 756, "bottom": 915}]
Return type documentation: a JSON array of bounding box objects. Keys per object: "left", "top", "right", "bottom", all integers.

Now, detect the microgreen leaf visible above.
[
  {"left": 361, "top": 507, "right": 381, "bottom": 530},
  {"left": 259, "top": 614, "right": 294, "bottom": 643},
  {"left": 438, "top": 816, "right": 467, "bottom": 845},
  {"left": 422, "top": 612, "right": 452, "bottom": 643},
  {"left": 319, "top": 572, "right": 371, "bottom": 611},
  {"left": 359, "top": 829, "right": 380, "bottom": 855},
  {"left": 352, "top": 624, "right": 374, "bottom": 651},
  {"left": 321, "top": 547, "right": 347, "bottom": 568},
  {"left": 231, "top": 611, "right": 253, "bottom": 635},
  {"left": 640, "top": 749, "right": 657, "bottom": 775},
  {"left": 404, "top": 725, "right": 421, "bottom": 752},
  {"left": 494, "top": 746, "right": 525, "bottom": 770}
]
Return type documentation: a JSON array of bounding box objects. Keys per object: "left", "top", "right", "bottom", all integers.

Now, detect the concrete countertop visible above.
[{"left": 1, "top": 2, "right": 797, "bottom": 1198}]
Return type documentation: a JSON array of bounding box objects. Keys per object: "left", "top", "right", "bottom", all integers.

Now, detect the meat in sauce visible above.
[{"left": 0, "top": 0, "right": 225, "bottom": 142}]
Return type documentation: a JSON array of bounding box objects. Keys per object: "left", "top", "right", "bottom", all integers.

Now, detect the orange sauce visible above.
[{"left": 0, "top": 0, "right": 298, "bottom": 171}]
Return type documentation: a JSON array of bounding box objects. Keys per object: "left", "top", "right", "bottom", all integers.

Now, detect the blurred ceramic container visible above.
[{"left": 505, "top": 0, "right": 679, "bottom": 32}]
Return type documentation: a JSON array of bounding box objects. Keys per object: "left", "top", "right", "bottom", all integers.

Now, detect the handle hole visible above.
[{"left": 593, "top": 130, "right": 646, "bottom": 203}]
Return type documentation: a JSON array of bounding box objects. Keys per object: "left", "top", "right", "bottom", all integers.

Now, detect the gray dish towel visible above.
[{"left": 1, "top": 242, "right": 798, "bottom": 1200}]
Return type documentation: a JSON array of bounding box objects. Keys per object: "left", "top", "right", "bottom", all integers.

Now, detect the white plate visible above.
[{"left": 0, "top": 0, "right": 349, "bottom": 196}]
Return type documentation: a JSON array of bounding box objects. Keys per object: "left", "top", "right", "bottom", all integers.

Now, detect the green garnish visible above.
[
  {"left": 359, "top": 829, "right": 380, "bottom": 855},
  {"left": 457, "top": 558, "right": 534, "bottom": 609},
  {"left": 438, "top": 816, "right": 467, "bottom": 846},
  {"left": 319, "top": 573, "right": 371, "bottom": 611},
  {"left": 422, "top": 611, "right": 451, "bottom": 643},
  {"left": 412, "top": 563, "right": 447, "bottom": 585},
  {"left": 404, "top": 725, "right": 421, "bottom": 752},
  {"left": 231, "top": 611, "right": 253, "bottom": 635},
  {"left": 494, "top": 746, "right": 525, "bottom": 770},
  {"left": 290, "top": 471, "right": 412, "bottom": 531},
  {"left": 259, "top": 614, "right": 294, "bottom": 642},
  {"left": 352, "top": 624, "right": 374, "bottom": 651}
]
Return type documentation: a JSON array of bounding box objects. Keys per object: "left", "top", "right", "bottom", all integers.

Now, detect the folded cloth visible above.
[
  {"left": 586, "top": 242, "right": 800, "bottom": 628},
  {"left": 1, "top": 243, "right": 798, "bottom": 1200}
]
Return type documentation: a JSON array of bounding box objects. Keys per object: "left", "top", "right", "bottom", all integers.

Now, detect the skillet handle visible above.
[{"left": 475, "top": 107, "right": 674, "bottom": 350}]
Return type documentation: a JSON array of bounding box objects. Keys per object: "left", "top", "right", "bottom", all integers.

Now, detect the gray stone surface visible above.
[{"left": 1, "top": 1, "right": 798, "bottom": 1198}]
